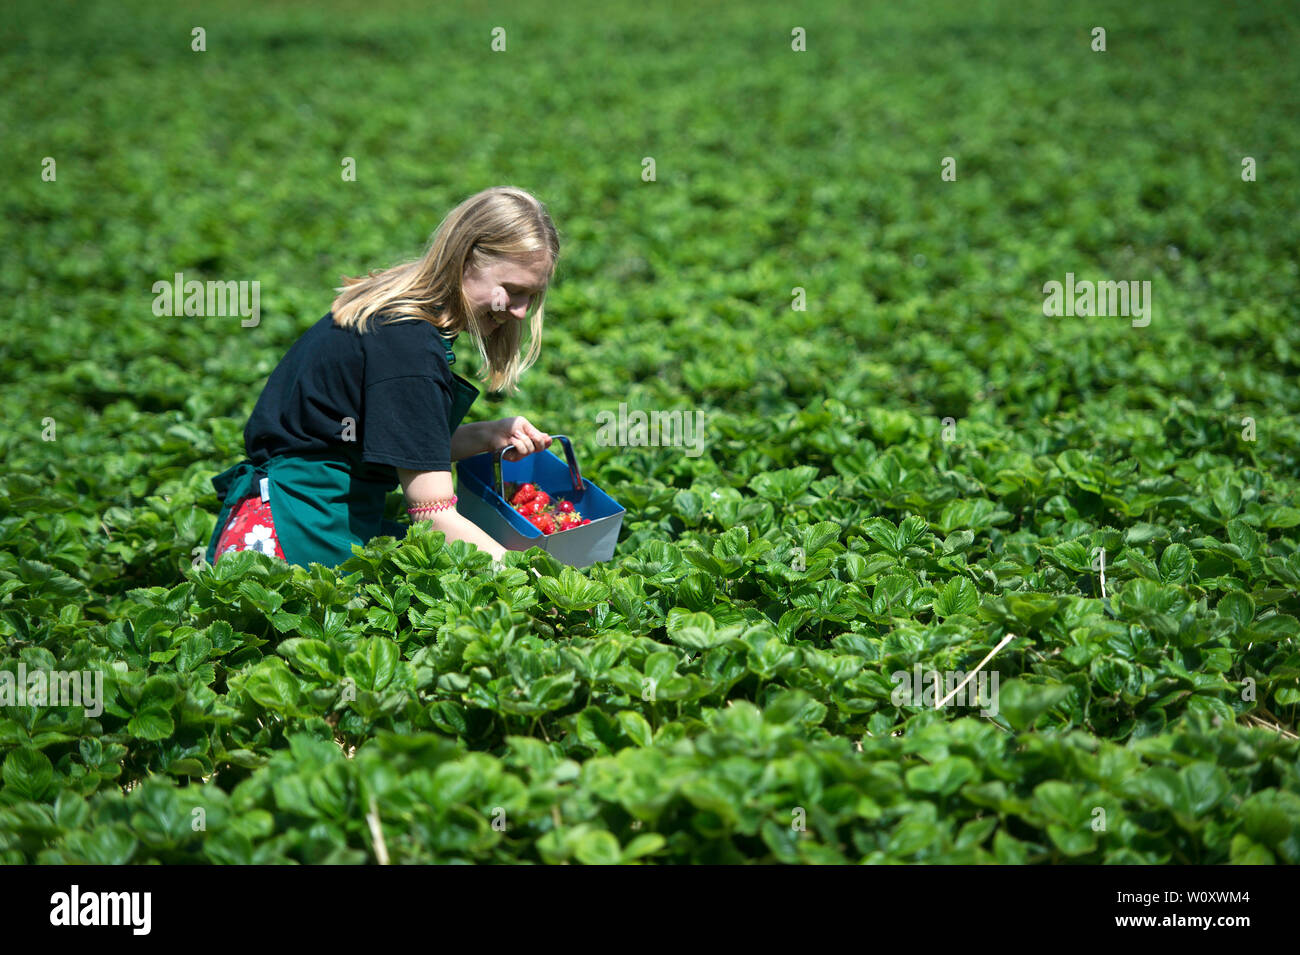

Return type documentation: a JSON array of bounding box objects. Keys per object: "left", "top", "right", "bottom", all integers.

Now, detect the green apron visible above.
[{"left": 206, "top": 333, "right": 479, "bottom": 569}]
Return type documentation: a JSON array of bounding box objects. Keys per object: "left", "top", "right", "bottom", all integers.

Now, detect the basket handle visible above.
[{"left": 493, "top": 433, "right": 583, "bottom": 501}]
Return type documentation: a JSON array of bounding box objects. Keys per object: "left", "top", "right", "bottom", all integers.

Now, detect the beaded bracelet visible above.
[{"left": 406, "top": 495, "right": 458, "bottom": 516}]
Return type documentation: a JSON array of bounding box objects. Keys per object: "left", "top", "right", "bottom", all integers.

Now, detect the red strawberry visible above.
[
  {"left": 532, "top": 490, "right": 551, "bottom": 508},
  {"left": 557, "top": 499, "right": 575, "bottom": 513},
  {"left": 511, "top": 483, "right": 537, "bottom": 505},
  {"left": 537, "top": 514, "right": 557, "bottom": 535}
]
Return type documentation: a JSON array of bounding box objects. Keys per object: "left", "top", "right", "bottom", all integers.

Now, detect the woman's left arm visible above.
[
  {"left": 450, "top": 416, "right": 551, "bottom": 462},
  {"left": 449, "top": 421, "right": 500, "bottom": 462}
]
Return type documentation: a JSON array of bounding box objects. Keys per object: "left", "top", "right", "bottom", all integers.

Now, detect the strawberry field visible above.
[{"left": 2, "top": 0, "right": 1299, "bottom": 866}]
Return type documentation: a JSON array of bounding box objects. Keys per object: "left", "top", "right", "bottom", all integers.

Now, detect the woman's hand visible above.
[{"left": 495, "top": 416, "right": 552, "bottom": 461}]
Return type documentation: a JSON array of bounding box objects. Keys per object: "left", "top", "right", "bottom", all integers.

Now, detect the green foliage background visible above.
[{"left": 1, "top": 0, "right": 1298, "bottom": 863}]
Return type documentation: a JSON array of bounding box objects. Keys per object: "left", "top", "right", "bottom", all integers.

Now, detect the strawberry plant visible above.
[{"left": 1, "top": 0, "right": 1298, "bottom": 867}]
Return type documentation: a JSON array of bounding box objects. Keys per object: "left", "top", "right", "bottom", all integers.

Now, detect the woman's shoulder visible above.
[
  {"left": 372, "top": 313, "right": 454, "bottom": 351},
  {"left": 293, "top": 312, "right": 361, "bottom": 355},
  {"left": 360, "top": 312, "right": 454, "bottom": 378},
  {"left": 368, "top": 310, "right": 445, "bottom": 337}
]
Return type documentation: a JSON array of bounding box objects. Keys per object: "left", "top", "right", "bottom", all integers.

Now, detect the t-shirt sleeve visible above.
[{"left": 360, "top": 318, "right": 455, "bottom": 471}]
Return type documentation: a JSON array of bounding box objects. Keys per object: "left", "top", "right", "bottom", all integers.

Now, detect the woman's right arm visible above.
[{"left": 397, "top": 467, "right": 508, "bottom": 562}]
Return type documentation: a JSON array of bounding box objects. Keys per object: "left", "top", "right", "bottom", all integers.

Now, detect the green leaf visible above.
[
  {"left": 574, "top": 829, "right": 623, "bottom": 865},
  {"left": 54, "top": 790, "right": 90, "bottom": 830},
  {"left": 673, "top": 489, "right": 703, "bottom": 523},
  {"left": 796, "top": 521, "right": 843, "bottom": 556},
  {"left": 941, "top": 529, "right": 975, "bottom": 554},
  {"left": 993, "top": 830, "right": 1029, "bottom": 864},
  {"left": 937, "top": 499, "right": 1002, "bottom": 533},
  {"left": 1124, "top": 550, "right": 1161, "bottom": 581},
  {"left": 617, "top": 710, "right": 654, "bottom": 747},
  {"left": 139, "top": 675, "right": 182, "bottom": 709},
  {"left": 1216, "top": 591, "right": 1255, "bottom": 629},
  {"left": 63, "top": 825, "right": 138, "bottom": 864},
  {"left": 1031, "top": 781, "right": 1081, "bottom": 823},
  {"left": 1226, "top": 519, "right": 1260, "bottom": 561},
  {"left": 665, "top": 609, "right": 733, "bottom": 650},
  {"left": 905, "top": 756, "right": 977, "bottom": 796},
  {"left": 242, "top": 658, "right": 307, "bottom": 715},
  {"left": 345, "top": 638, "right": 400, "bottom": 692},
  {"left": 621, "top": 832, "right": 666, "bottom": 861},
  {"left": 1264, "top": 507, "right": 1300, "bottom": 529},
  {"left": 1127, "top": 767, "right": 1186, "bottom": 815},
  {"left": 2, "top": 747, "right": 54, "bottom": 800},
  {"left": 127, "top": 706, "right": 175, "bottom": 740},
  {"left": 238, "top": 579, "right": 284, "bottom": 616},
  {"left": 1211, "top": 483, "right": 1242, "bottom": 521},
  {"left": 1275, "top": 687, "right": 1300, "bottom": 706},
  {"left": 279, "top": 638, "right": 343, "bottom": 679},
  {"left": 536, "top": 567, "right": 611, "bottom": 612},
  {"left": 998, "top": 680, "right": 1072, "bottom": 731},
  {"left": 1046, "top": 824, "right": 1096, "bottom": 857},
  {"left": 1248, "top": 613, "right": 1299, "bottom": 644},
  {"left": 978, "top": 593, "right": 1065, "bottom": 629},
  {"left": 1229, "top": 834, "right": 1275, "bottom": 864},
  {"left": 1181, "top": 763, "right": 1229, "bottom": 816},
  {"left": 575, "top": 707, "right": 623, "bottom": 752},
  {"left": 1123, "top": 523, "right": 1164, "bottom": 546},
  {"left": 749, "top": 466, "right": 818, "bottom": 504},
  {"left": 1158, "top": 543, "right": 1193, "bottom": 584},
  {"left": 933, "top": 577, "right": 978, "bottom": 617}
]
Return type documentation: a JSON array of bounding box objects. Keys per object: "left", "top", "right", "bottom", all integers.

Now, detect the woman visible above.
[{"left": 204, "top": 186, "right": 559, "bottom": 570}]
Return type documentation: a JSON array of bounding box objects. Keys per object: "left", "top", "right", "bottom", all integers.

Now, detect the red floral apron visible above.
[{"left": 213, "top": 493, "right": 286, "bottom": 561}]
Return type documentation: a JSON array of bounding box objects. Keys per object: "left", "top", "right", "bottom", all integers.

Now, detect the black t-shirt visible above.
[{"left": 244, "top": 312, "right": 459, "bottom": 479}]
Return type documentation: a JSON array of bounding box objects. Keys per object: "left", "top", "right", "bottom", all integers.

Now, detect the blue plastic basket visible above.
[{"left": 456, "top": 434, "right": 625, "bottom": 567}]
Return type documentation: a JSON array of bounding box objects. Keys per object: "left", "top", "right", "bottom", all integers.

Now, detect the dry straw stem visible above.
[
  {"left": 1243, "top": 710, "right": 1299, "bottom": 740},
  {"left": 935, "top": 632, "right": 1018, "bottom": 709},
  {"left": 367, "top": 794, "right": 390, "bottom": 865}
]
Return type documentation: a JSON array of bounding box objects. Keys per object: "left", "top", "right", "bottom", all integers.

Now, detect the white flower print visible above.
[{"left": 244, "top": 524, "right": 276, "bottom": 556}]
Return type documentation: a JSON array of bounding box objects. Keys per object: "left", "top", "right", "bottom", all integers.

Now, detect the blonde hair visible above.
[{"left": 330, "top": 186, "right": 559, "bottom": 394}]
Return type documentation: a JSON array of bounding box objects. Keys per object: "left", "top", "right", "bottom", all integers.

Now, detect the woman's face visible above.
[{"left": 462, "top": 254, "right": 551, "bottom": 333}]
